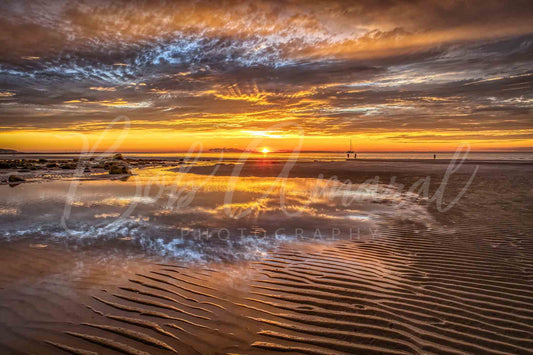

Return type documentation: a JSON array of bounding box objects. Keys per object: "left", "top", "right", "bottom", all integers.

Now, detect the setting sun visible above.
[{"left": 261, "top": 148, "right": 270, "bottom": 154}]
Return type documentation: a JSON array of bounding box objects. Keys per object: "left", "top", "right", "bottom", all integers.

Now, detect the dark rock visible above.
[
  {"left": 8, "top": 175, "right": 25, "bottom": 183},
  {"left": 108, "top": 164, "right": 130, "bottom": 174},
  {"left": 59, "top": 163, "right": 76, "bottom": 169}
]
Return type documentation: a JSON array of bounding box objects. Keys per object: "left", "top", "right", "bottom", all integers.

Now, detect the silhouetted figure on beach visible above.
[
  {"left": 354, "top": 153, "right": 357, "bottom": 159},
  {"left": 346, "top": 153, "right": 350, "bottom": 159},
  {"left": 434, "top": 154, "right": 436, "bottom": 159}
]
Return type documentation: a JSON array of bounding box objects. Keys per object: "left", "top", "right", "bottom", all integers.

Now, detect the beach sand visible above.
[{"left": 0, "top": 160, "right": 532, "bottom": 354}]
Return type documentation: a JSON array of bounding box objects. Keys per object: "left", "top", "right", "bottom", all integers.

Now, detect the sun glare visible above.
[{"left": 261, "top": 147, "right": 270, "bottom": 154}]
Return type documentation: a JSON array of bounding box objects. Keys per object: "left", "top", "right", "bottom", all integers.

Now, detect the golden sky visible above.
[{"left": 0, "top": 0, "right": 532, "bottom": 152}]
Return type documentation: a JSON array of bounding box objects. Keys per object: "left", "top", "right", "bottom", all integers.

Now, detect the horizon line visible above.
[{"left": 2, "top": 149, "right": 533, "bottom": 154}]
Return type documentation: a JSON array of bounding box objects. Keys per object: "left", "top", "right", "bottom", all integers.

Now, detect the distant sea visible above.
[{"left": 3, "top": 151, "right": 533, "bottom": 161}]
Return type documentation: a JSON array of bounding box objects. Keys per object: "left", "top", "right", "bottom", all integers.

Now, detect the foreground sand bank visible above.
[{"left": 0, "top": 160, "right": 531, "bottom": 353}]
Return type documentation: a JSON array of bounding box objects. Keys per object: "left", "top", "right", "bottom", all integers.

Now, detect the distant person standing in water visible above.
[
  {"left": 434, "top": 154, "right": 437, "bottom": 159},
  {"left": 355, "top": 153, "right": 357, "bottom": 159}
]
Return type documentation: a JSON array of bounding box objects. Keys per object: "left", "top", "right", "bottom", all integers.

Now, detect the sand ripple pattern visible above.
[{"left": 38, "top": 220, "right": 532, "bottom": 354}]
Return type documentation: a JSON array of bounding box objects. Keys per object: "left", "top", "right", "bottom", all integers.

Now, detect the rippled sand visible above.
[{"left": 0, "top": 160, "right": 531, "bottom": 353}]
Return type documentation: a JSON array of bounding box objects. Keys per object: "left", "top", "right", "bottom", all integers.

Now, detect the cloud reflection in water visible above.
[{"left": 0, "top": 168, "right": 433, "bottom": 262}]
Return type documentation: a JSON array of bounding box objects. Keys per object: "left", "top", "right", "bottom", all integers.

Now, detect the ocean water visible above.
[
  {"left": 126, "top": 151, "right": 533, "bottom": 161},
  {"left": 3, "top": 151, "right": 533, "bottom": 162}
]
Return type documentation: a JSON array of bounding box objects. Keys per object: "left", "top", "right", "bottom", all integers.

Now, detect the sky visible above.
[{"left": 0, "top": 0, "right": 532, "bottom": 152}]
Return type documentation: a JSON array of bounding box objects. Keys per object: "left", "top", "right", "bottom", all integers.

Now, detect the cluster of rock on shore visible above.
[
  {"left": 0, "top": 153, "right": 197, "bottom": 184},
  {"left": 0, "top": 153, "right": 134, "bottom": 184}
]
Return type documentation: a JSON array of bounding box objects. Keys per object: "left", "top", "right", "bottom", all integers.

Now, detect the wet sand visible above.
[{"left": 0, "top": 160, "right": 532, "bottom": 354}]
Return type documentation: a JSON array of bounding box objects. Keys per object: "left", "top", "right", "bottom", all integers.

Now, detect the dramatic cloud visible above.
[{"left": 0, "top": 0, "right": 532, "bottom": 151}]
